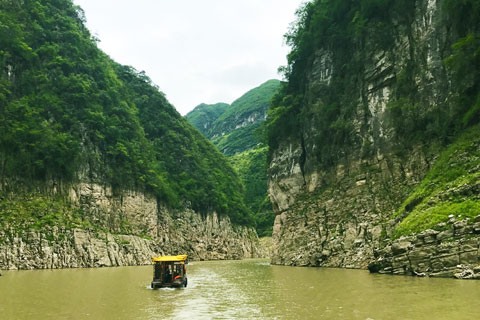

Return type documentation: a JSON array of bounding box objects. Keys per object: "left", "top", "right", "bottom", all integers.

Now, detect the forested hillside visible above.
[
  {"left": 229, "top": 147, "right": 273, "bottom": 236},
  {"left": 187, "top": 79, "right": 280, "bottom": 156},
  {"left": 186, "top": 80, "right": 280, "bottom": 236},
  {"left": 0, "top": 0, "right": 253, "bottom": 227},
  {"left": 184, "top": 102, "right": 229, "bottom": 137}
]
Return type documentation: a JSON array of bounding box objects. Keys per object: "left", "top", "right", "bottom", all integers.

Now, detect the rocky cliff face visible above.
[
  {"left": 0, "top": 183, "right": 263, "bottom": 270},
  {"left": 268, "top": 0, "right": 480, "bottom": 277},
  {"left": 270, "top": 143, "right": 427, "bottom": 268}
]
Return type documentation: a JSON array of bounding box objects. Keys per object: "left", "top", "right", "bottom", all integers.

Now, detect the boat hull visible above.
[{"left": 151, "top": 278, "right": 187, "bottom": 289}]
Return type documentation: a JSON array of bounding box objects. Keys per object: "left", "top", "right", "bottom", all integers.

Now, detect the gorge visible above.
[{"left": 1, "top": 0, "right": 479, "bottom": 283}]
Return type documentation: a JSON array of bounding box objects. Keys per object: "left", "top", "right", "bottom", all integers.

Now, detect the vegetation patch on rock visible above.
[{"left": 393, "top": 125, "right": 480, "bottom": 237}]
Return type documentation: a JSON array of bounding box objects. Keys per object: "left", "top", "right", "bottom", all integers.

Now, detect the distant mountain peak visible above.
[{"left": 186, "top": 79, "right": 281, "bottom": 156}]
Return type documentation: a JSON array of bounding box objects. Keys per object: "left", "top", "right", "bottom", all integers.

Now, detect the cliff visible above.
[
  {"left": 267, "top": 0, "right": 480, "bottom": 278},
  {"left": 0, "top": 183, "right": 261, "bottom": 270}
]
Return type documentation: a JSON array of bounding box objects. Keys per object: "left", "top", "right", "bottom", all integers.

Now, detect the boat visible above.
[{"left": 151, "top": 254, "right": 188, "bottom": 289}]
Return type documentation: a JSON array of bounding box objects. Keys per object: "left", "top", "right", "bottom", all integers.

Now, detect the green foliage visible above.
[
  {"left": 212, "top": 79, "right": 281, "bottom": 137},
  {"left": 385, "top": 98, "right": 423, "bottom": 145},
  {"left": 186, "top": 79, "right": 281, "bottom": 154},
  {"left": 229, "top": 148, "right": 275, "bottom": 237},
  {"left": 444, "top": 32, "right": 480, "bottom": 127},
  {"left": 266, "top": 91, "right": 300, "bottom": 152},
  {"left": 442, "top": 0, "right": 480, "bottom": 37},
  {"left": 114, "top": 64, "right": 252, "bottom": 222},
  {"left": 267, "top": 0, "right": 480, "bottom": 167},
  {"left": 0, "top": 0, "right": 252, "bottom": 226},
  {"left": 393, "top": 125, "right": 480, "bottom": 237},
  {"left": 186, "top": 81, "right": 281, "bottom": 234},
  {"left": 185, "top": 103, "right": 229, "bottom": 136},
  {"left": 212, "top": 122, "right": 263, "bottom": 156},
  {"left": 395, "top": 201, "right": 480, "bottom": 237},
  {"left": 0, "top": 192, "right": 95, "bottom": 232}
]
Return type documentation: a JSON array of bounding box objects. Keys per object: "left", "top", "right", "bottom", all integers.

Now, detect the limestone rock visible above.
[
  {"left": 0, "top": 183, "right": 265, "bottom": 270},
  {"left": 368, "top": 217, "right": 480, "bottom": 278}
]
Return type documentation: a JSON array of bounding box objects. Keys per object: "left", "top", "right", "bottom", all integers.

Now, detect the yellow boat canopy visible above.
[{"left": 152, "top": 254, "right": 188, "bottom": 263}]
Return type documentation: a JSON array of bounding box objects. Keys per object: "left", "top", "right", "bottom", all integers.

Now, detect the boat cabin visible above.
[{"left": 151, "top": 255, "right": 188, "bottom": 289}]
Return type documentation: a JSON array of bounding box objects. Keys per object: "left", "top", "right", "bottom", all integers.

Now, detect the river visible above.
[{"left": 1, "top": 259, "right": 479, "bottom": 319}]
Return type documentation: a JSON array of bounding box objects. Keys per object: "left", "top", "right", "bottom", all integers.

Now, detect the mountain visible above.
[
  {"left": 186, "top": 80, "right": 281, "bottom": 236},
  {"left": 266, "top": 0, "right": 480, "bottom": 278},
  {"left": 0, "top": 0, "right": 261, "bottom": 269},
  {"left": 187, "top": 79, "right": 281, "bottom": 156},
  {"left": 183, "top": 102, "right": 229, "bottom": 137}
]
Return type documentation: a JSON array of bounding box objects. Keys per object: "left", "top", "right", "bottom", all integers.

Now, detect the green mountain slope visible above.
[
  {"left": 229, "top": 147, "right": 274, "bottom": 237},
  {"left": 185, "top": 102, "right": 229, "bottom": 136},
  {"left": 393, "top": 125, "right": 480, "bottom": 238},
  {"left": 212, "top": 121, "right": 263, "bottom": 156},
  {"left": 0, "top": 0, "right": 252, "bottom": 227},
  {"left": 213, "top": 79, "right": 281, "bottom": 138},
  {"left": 185, "top": 80, "right": 280, "bottom": 236},
  {"left": 187, "top": 79, "right": 281, "bottom": 156}
]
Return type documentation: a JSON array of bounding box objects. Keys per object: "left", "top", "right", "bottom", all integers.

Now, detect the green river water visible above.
[{"left": 1, "top": 259, "right": 479, "bottom": 319}]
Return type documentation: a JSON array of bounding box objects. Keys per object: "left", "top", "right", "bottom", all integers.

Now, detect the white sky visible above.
[{"left": 73, "top": 0, "right": 305, "bottom": 115}]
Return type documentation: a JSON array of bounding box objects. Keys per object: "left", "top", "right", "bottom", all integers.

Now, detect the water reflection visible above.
[{"left": 0, "top": 259, "right": 479, "bottom": 319}]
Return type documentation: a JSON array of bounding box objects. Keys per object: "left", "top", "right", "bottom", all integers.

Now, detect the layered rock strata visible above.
[
  {"left": 270, "top": 146, "right": 426, "bottom": 268},
  {"left": 0, "top": 183, "right": 262, "bottom": 270},
  {"left": 369, "top": 216, "right": 480, "bottom": 279}
]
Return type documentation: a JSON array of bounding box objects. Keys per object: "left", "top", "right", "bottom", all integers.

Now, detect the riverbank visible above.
[
  {"left": 0, "top": 224, "right": 265, "bottom": 270},
  {"left": 369, "top": 216, "right": 480, "bottom": 279},
  {"left": 0, "top": 182, "right": 267, "bottom": 270}
]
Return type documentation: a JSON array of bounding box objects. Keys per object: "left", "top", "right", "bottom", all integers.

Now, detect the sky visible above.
[{"left": 73, "top": 0, "right": 305, "bottom": 115}]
